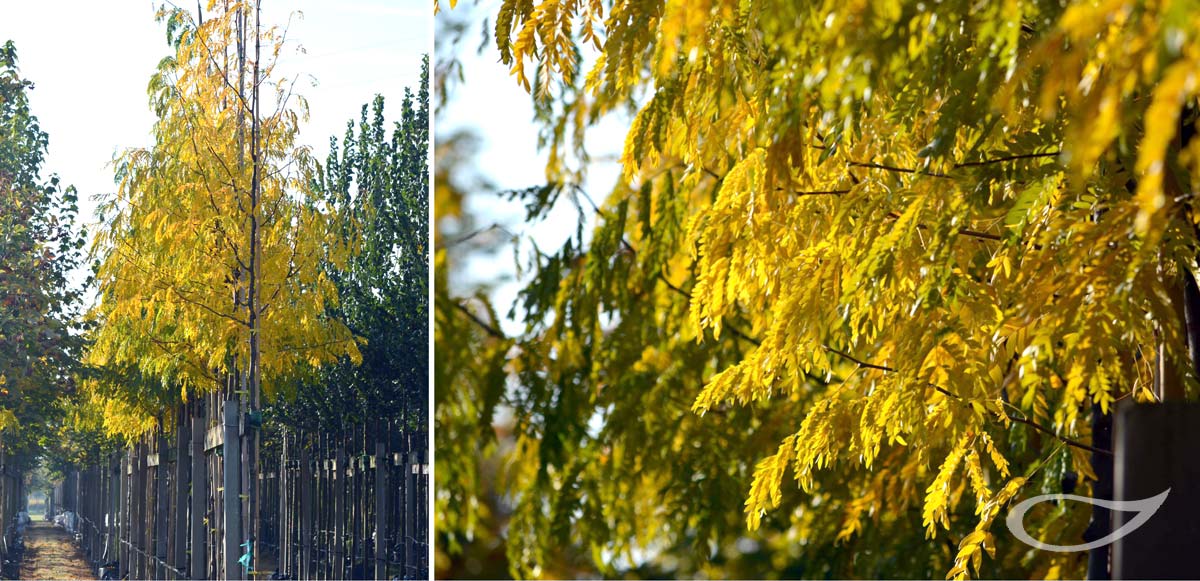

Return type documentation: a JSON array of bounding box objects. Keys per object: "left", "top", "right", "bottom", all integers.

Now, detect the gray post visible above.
[
  {"left": 111, "top": 455, "right": 121, "bottom": 565},
  {"left": 279, "top": 431, "right": 290, "bottom": 577},
  {"left": 1113, "top": 401, "right": 1200, "bottom": 579},
  {"left": 119, "top": 453, "right": 129, "bottom": 578},
  {"left": 175, "top": 410, "right": 190, "bottom": 576},
  {"left": 333, "top": 447, "right": 346, "bottom": 579},
  {"left": 374, "top": 433, "right": 389, "bottom": 580},
  {"left": 300, "top": 440, "right": 312, "bottom": 580},
  {"left": 132, "top": 443, "right": 146, "bottom": 580},
  {"left": 191, "top": 409, "right": 208, "bottom": 580},
  {"left": 156, "top": 433, "right": 170, "bottom": 579},
  {"left": 143, "top": 442, "right": 154, "bottom": 580},
  {"left": 405, "top": 435, "right": 417, "bottom": 577},
  {"left": 224, "top": 401, "right": 242, "bottom": 580},
  {"left": 1084, "top": 401, "right": 1113, "bottom": 580}
]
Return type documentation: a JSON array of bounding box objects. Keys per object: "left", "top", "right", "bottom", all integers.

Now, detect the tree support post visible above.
[
  {"left": 333, "top": 447, "right": 346, "bottom": 579},
  {"left": 156, "top": 432, "right": 170, "bottom": 579},
  {"left": 405, "top": 433, "right": 418, "bottom": 577},
  {"left": 1112, "top": 401, "right": 1200, "bottom": 579},
  {"left": 1084, "top": 400, "right": 1113, "bottom": 580},
  {"left": 111, "top": 454, "right": 121, "bottom": 567},
  {"left": 120, "top": 451, "right": 131, "bottom": 578},
  {"left": 224, "top": 401, "right": 242, "bottom": 580},
  {"left": 374, "top": 430, "right": 389, "bottom": 580},
  {"left": 174, "top": 406, "right": 191, "bottom": 576},
  {"left": 192, "top": 406, "right": 209, "bottom": 580},
  {"left": 300, "top": 439, "right": 313, "bottom": 580}
]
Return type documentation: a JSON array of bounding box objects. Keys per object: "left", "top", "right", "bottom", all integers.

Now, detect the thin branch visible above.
[
  {"left": 955, "top": 151, "right": 1060, "bottom": 168},
  {"left": 441, "top": 296, "right": 505, "bottom": 339},
  {"left": 849, "top": 150, "right": 1059, "bottom": 176},
  {"left": 272, "top": 338, "right": 359, "bottom": 353},
  {"left": 656, "top": 274, "right": 760, "bottom": 346},
  {"left": 780, "top": 187, "right": 852, "bottom": 197},
  {"left": 884, "top": 211, "right": 1004, "bottom": 242},
  {"left": 818, "top": 347, "right": 1111, "bottom": 456},
  {"left": 442, "top": 224, "right": 515, "bottom": 249},
  {"left": 959, "top": 228, "right": 1003, "bottom": 241},
  {"left": 824, "top": 346, "right": 894, "bottom": 371},
  {"left": 930, "top": 385, "right": 1112, "bottom": 456},
  {"left": 170, "top": 286, "right": 248, "bottom": 327},
  {"left": 850, "top": 161, "right": 950, "bottom": 178},
  {"left": 146, "top": 337, "right": 219, "bottom": 385}
]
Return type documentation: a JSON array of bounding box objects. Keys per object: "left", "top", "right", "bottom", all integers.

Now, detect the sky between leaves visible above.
[{"left": 437, "top": 0, "right": 627, "bottom": 334}]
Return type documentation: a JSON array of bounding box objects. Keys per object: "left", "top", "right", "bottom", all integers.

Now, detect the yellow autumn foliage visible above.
[
  {"left": 439, "top": 0, "right": 1200, "bottom": 578},
  {"left": 87, "top": 1, "right": 359, "bottom": 439}
]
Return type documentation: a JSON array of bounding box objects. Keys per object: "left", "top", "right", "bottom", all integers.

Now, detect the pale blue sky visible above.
[
  {"left": 437, "top": 1, "right": 627, "bottom": 335},
  {"left": 1, "top": 0, "right": 429, "bottom": 295}
]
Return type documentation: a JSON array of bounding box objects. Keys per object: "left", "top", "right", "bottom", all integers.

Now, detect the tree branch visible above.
[
  {"left": 930, "top": 385, "right": 1112, "bottom": 456},
  {"left": 955, "top": 151, "right": 1060, "bottom": 168},
  {"left": 824, "top": 346, "right": 894, "bottom": 371},
  {"left": 780, "top": 187, "right": 852, "bottom": 197},
  {"left": 883, "top": 211, "right": 1004, "bottom": 241},
  {"left": 850, "top": 161, "right": 950, "bottom": 178},
  {"left": 441, "top": 296, "right": 505, "bottom": 340}
]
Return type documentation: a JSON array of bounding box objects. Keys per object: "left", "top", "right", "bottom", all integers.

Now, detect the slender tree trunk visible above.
[
  {"left": 1182, "top": 270, "right": 1200, "bottom": 375},
  {"left": 247, "top": 2, "right": 263, "bottom": 574},
  {"left": 1160, "top": 274, "right": 1189, "bottom": 402}
]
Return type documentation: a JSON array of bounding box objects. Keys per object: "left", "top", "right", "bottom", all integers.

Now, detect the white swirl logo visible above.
[{"left": 1004, "top": 488, "right": 1170, "bottom": 552}]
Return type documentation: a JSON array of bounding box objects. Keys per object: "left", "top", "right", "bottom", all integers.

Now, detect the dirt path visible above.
[{"left": 19, "top": 521, "right": 95, "bottom": 580}]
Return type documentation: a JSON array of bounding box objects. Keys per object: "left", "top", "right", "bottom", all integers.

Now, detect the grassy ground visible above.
[{"left": 19, "top": 521, "right": 95, "bottom": 580}]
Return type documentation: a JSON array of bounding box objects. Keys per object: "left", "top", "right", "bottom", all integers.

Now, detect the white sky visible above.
[
  {"left": 1, "top": 0, "right": 430, "bottom": 296},
  {"left": 437, "top": 1, "right": 627, "bottom": 335}
]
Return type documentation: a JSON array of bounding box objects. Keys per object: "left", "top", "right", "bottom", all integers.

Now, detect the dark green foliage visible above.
[
  {"left": 0, "top": 41, "right": 87, "bottom": 466},
  {"left": 273, "top": 57, "right": 429, "bottom": 431}
]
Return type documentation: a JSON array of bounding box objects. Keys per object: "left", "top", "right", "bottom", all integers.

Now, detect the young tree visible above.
[
  {"left": 86, "top": 2, "right": 357, "bottom": 435},
  {"left": 85, "top": 5, "right": 360, "bottom": 571},
  {"left": 437, "top": 0, "right": 1200, "bottom": 578},
  {"left": 0, "top": 41, "right": 86, "bottom": 463}
]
